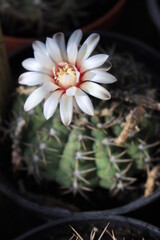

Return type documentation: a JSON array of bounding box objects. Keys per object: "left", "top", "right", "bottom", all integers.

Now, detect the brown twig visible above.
[
  {"left": 144, "top": 165, "right": 160, "bottom": 197},
  {"left": 114, "top": 106, "right": 145, "bottom": 146},
  {"left": 16, "top": 86, "right": 36, "bottom": 95}
]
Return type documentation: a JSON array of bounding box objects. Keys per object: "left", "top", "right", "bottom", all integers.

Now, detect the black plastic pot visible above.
[
  {"left": 15, "top": 215, "right": 160, "bottom": 240},
  {"left": 146, "top": 0, "right": 160, "bottom": 33},
  {"left": 0, "top": 32, "right": 160, "bottom": 219}
]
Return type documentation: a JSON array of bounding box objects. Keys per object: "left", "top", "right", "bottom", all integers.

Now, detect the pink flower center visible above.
[{"left": 54, "top": 63, "right": 80, "bottom": 89}]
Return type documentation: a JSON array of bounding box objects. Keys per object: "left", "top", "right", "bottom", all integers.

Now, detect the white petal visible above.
[
  {"left": 22, "top": 58, "right": 51, "bottom": 75},
  {"left": 18, "top": 72, "right": 53, "bottom": 86},
  {"left": 84, "top": 61, "right": 112, "bottom": 72},
  {"left": 46, "top": 37, "right": 62, "bottom": 63},
  {"left": 77, "top": 33, "right": 100, "bottom": 63},
  {"left": 43, "top": 90, "right": 63, "bottom": 120},
  {"left": 80, "top": 54, "right": 109, "bottom": 73},
  {"left": 76, "top": 44, "right": 87, "bottom": 68},
  {"left": 74, "top": 88, "right": 94, "bottom": 115},
  {"left": 80, "top": 82, "right": 111, "bottom": 100},
  {"left": 67, "top": 29, "right": 82, "bottom": 65},
  {"left": 72, "top": 66, "right": 80, "bottom": 82},
  {"left": 32, "top": 41, "right": 46, "bottom": 53},
  {"left": 24, "top": 86, "right": 50, "bottom": 111},
  {"left": 98, "top": 61, "right": 112, "bottom": 71},
  {"left": 22, "top": 58, "right": 41, "bottom": 71},
  {"left": 82, "top": 71, "right": 117, "bottom": 84},
  {"left": 54, "top": 32, "right": 67, "bottom": 62},
  {"left": 66, "top": 86, "right": 77, "bottom": 96},
  {"left": 34, "top": 50, "right": 54, "bottom": 70},
  {"left": 60, "top": 94, "right": 73, "bottom": 125},
  {"left": 43, "top": 81, "right": 59, "bottom": 92},
  {"left": 73, "top": 98, "right": 82, "bottom": 113},
  {"left": 81, "top": 71, "right": 96, "bottom": 82}
]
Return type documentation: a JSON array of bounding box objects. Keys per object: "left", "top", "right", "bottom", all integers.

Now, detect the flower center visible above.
[{"left": 55, "top": 63, "right": 79, "bottom": 89}]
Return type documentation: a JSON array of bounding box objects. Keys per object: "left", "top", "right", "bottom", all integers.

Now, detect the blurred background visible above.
[{"left": 0, "top": 0, "right": 160, "bottom": 239}]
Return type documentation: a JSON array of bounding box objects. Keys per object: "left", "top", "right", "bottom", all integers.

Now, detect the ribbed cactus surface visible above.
[{"left": 10, "top": 86, "right": 160, "bottom": 196}]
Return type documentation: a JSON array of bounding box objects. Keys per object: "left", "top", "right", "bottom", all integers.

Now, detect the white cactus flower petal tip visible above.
[{"left": 19, "top": 29, "right": 117, "bottom": 126}]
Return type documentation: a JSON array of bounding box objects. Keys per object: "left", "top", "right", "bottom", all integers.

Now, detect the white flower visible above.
[{"left": 19, "top": 29, "right": 117, "bottom": 125}]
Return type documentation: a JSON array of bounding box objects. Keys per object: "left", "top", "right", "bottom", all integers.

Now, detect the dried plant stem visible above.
[
  {"left": 114, "top": 106, "right": 145, "bottom": 146},
  {"left": 16, "top": 86, "right": 36, "bottom": 95},
  {"left": 144, "top": 165, "right": 160, "bottom": 197},
  {"left": 12, "top": 117, "right": 26, "bottom": 170}
]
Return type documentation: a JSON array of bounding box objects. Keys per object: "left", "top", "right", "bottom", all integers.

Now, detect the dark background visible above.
[
  {"left": 0, "top": 0, "right": 160, "bottom": 239},
  {"left": 113, "top": 0, "right": 160, "bottom": 51}
]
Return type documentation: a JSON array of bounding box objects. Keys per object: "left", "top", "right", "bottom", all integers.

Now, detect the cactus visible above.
[
  {"left": 0, "top": 0, "right": 108, "bottom": 36},
  {"left": 10, "top": 56, "right": 160, "bottom": 198},
  {"left": 70, "top": 224, "right": 146, "bottom": 240}
]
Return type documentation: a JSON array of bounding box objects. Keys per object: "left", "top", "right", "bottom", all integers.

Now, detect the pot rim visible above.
[
  {"left": 15, "top": 215, "right": 160, "bottom": 240},
  {"left": 146, "top": 0, "right": 160, "bottom": 32}
]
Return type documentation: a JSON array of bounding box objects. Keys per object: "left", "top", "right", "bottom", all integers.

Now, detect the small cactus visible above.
[
  {"left": 70, "top": 224, "right": 146, "bottom": 240},
  {"left": 8, "top": 32, "right": 160, "bottom": 200},
  {"left": 0, "top": 0, "right": 109, "bottom": 36},
  {"left": 10, "top": 65, "right": 160, "bottom": 198}
]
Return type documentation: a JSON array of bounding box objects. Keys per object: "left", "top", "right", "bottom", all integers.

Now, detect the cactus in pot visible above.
[
  {"left": 0, "top": 0, "right": 112, "bottom": 37},
  {"left": 0, "top": 0, "right": 91, "bottom": 35},
  {"left": 9, "top": 30, "right": 160, "bottom": 202}
]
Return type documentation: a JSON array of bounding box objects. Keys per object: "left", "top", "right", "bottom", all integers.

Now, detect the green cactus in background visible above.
[
  {"left": 0, "top": 0, "right": 109, "bottom": 36},
  {"left": 10, "top": 65, "right": 160, "bottom": 198}
]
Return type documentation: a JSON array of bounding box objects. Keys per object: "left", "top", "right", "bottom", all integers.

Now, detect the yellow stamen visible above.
[{"left": 56, "top": 64, "right": 77, "bottom": 88}]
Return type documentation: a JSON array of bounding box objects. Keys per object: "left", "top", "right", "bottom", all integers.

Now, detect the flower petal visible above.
[
  {"left": 24, "top": 86, "right": 50, "bottom": 111},
  {"left": 32, "top": 41, "right": 46, "bottom": 53},
  {"left": 98, "top": 61, "right": 112, "bottom": 71},
  {"left": 34, "top": 50, "right": 54, "bottom": 70},
  {"left": 60, "top": 94, "right": 73, "bottom": 125},
  {"left": 46, "top": 37, "right": 62, "bottom": 63},
  {"left": 54, "top": 32, "right": 67, "bottom": 62},
  {"left": 80, "top": 54, "right": 109, "bottom": 73},
  {"left": 77, "top": 33, "right": 100, "bottom": 63},
  {"left": 43, "top": 81, "right": 59, "bottom": 92},
  {"left": 80, "top": 81, "right": 111, "bottom": 100},
  {"left": 82, "top": 71, "right": 117, "bottom": 84},
  {"left": 22, "top": 58, "right": 51, "bottom": 75},
  {"left": 74, "top": 88, "right": 94, "bottom": 115},
  {"left": 66, "top": 86, "right": 77, "bottom": 96},
  {"left": 43, "top": 90, "right": 63, "bottom": 120},
  {"left": 67, "top": 29, "right": 82, "bottom": 65},
  {"left": 81, "top": 71, "right": 96, "bottom": 82},
  {"left": 22, "top": 58, "right": 41, "bottom": 71},
  {"left": 73, "top": 98, "right": 82, "bottom": 113},
  {"left": 18, "top": 72, "right": 53, "bottom": 86}
]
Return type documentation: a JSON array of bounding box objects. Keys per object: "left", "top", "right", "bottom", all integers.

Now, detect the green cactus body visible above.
[
  {"left": 125, "top": 115, "right": 160, "bottom": 171},
  {"left": 10, "top": 87, "right": 160, "bottom": 196},
  {"left": 23, "top": 111, "right": 69, "bottom": 181},
  {"left": 56, "top": 127, "right": 97, "bottom": 190},
  {"left": 92, "top": 127, "right": 117, "bottom": 189},
  {"left": 56, "top": 128, "right": 84, "bottom": 186},
  {"left": 125, "top": 141, "right": 145, "bottom": 170}
]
